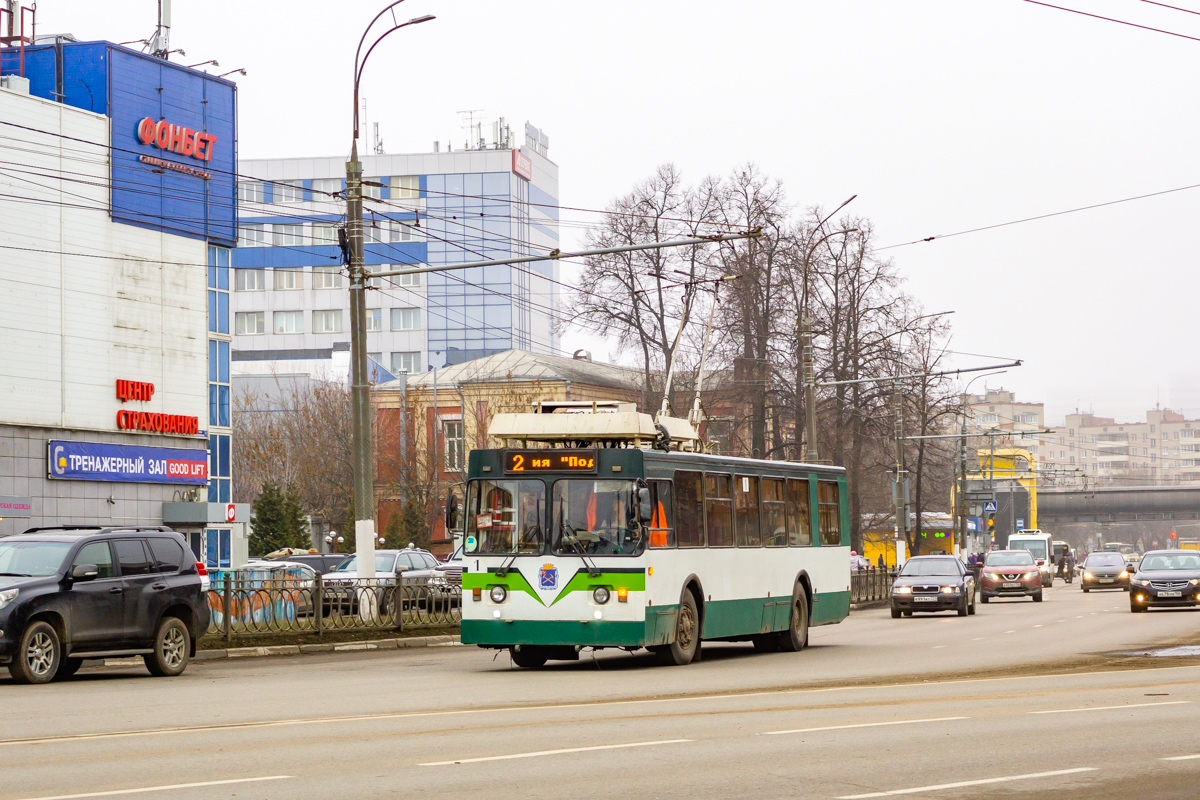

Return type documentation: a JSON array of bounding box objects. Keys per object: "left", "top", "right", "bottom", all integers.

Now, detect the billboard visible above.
[{"left": 48, "top": 440, "right": 208, "bottom": 485}]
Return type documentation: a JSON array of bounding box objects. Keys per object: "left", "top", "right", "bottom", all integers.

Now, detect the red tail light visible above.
[{"left": 196, "top": 561, "right": 208, "bottom": 576}]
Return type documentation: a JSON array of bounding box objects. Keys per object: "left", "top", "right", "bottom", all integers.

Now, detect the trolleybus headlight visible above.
[
  {"left": 490, "top": 585, "right": 508, "bottom": 603},
  {"left": 593, "top": 587, "right": 611, "bottom": 604}
]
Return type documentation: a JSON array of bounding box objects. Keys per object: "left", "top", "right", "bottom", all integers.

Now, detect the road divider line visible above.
[
  {"left": 8, "top": 775, "right": 293, "bottom": 800},
  {"left": 1031, "top": 700, "right": 1191, "bottom": 715},
  {"left": 1161, "top": 754, "right": 1200, "bottom": 761},
  {"left": 837, "top": 767, "right": 1097, "bottom": 798},
  {"left": 762, "top": 716, "right": 968, "bottom": 736},
  {"left": 418, "top": 738, "right": 691, "bottom": 766}
]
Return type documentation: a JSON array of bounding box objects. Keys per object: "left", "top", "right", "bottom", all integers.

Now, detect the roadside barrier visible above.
[
  {"left": 851, "top": 567, "right": 898, "bottom": 604},
  {"left": 205, "top": 572, "right": 461, "bottom": 641}
]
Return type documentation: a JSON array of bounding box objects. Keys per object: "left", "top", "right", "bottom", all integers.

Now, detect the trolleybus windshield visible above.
[
  {"left": 464, "top": 479, "right": 546, "bottom": 555},
  {"left": 552, "top": 479, "right": 643, "bottom": 556}
]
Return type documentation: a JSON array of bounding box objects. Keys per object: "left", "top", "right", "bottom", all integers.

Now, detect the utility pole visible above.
[
  {"left": 893, "top": 379, "right": 907, "bottom": 566},
  {"left": 346, "top": 140, "right": 376, "bottom": 589},
  {"left": 959, "top": 416, "right": 969, "bottom": 554}
]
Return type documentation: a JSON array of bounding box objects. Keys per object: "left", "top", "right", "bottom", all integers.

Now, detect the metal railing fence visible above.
[
  {"left": 851, "top": 567, "right": 899, "bottom": 604},
  {"left": 205, "top": 573, "right": 461, "bottom": 641}
]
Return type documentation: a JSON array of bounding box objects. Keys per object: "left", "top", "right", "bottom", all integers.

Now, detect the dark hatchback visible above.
[
  {"left": 1130, "top": 550, "right": 1200, "bottom": 612},
  {"left": 0, "top": 526, "right": 209, "bottom": 684},
  {"left": 890, "top": 556, "right": 977, "bottom": 618}
]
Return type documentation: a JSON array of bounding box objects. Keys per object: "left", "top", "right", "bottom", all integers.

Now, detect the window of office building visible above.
[
  {"left": 274, "top": 268, "right": 302, "bottom": 290},
  {"left": 391, "top": 175, "right": 419, "bottom": 198},
  {"left": 313, "top": 265, "right": 343, "bottom": 289},
  {"left": 234, "top": 311, "right": 264, "bottom": 335},
  {"left": 313, "top": 309, "right": 342, "bottom": 334},
  {"left": 311, "top": 177, "right": 341, "bottom": 197},
  {"left": 391, "top": 308, "right": 420, "bottom": 330},
  {"left": 391, "top": 351, "right": 420, "bottom": 374},
  {"left": 273, "top": 224, "right": 304, "bottom": 247},
  {"left": 397, "top": 272, "right": 421, "bottom": 287},
  {"left": 310, "top": 222, "right": 339, "bottom": 245},
  {"left": 237, "top": 180, "right": 264, "bottom": 203},
  {"left": 366, "top": 309, "right": 383, "bottom": 331},
  {"left": 389, "top": 220, "right": 423, "bottom": 242},
  {"left": 273, "top": 182, "right": 302, "bottom": 203},
  {"left": 237, "top": 223, "right": 266, "bottom": 248},
  {"left": 273, "top": 310, "right": 303, "bottom": 334},
  {"left": 363, "top": 179, "right": 382, "bottom": 200},
  {"left": 235, "top": 268, "right": 265, "bottom": 291}
]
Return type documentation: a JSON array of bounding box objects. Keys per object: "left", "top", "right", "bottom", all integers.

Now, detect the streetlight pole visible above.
[
  {"left": 347, "top": 4, "right": 435, "bottom": 589},
  {"left": 793, "top": 199, "right": 857, "bottom": 463}
]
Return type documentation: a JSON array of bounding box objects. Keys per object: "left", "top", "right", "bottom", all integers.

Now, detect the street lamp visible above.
[{"left": 347, "top": 3, "right": 435, "bottom": 588}]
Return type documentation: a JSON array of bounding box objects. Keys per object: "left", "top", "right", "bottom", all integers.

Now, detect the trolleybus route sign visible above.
[{"left": 504, "top": 449, "right": 598, "bottom": 474}]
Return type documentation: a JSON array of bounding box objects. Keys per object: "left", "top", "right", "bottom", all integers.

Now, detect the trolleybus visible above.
[{"left": 457, "top": 402, "right": 851, "bottom": 667}]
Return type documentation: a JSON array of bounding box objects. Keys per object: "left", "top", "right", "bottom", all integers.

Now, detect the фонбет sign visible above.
[{"left": 48, "top": 440, "right": 208, "bottom": 485}]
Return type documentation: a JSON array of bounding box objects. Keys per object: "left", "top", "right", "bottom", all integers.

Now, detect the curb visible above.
[
  {"left": 189, "top": 634, "right": 459, "bottom": 662},
  {"left": 850, "top": 599, "right": 890, "bottom": 611}
]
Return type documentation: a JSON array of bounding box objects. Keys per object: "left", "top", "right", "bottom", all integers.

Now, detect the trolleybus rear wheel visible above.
[{"left": 777, "top": 585, "right": 809, "bottom": 652}]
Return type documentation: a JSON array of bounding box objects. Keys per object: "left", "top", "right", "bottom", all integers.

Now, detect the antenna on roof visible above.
[{"left": 150, "top": 0, "right": 171, "bottom": 59}]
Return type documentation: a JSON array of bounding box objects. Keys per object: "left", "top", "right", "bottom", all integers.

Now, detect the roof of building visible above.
[{"left": 378, "top": 349, "right": 643, "bottom": 393}]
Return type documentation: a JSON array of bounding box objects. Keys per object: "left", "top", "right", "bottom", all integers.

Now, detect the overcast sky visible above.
[{"left": 40, "top": 0, "right": 1200, "bottom": 424}]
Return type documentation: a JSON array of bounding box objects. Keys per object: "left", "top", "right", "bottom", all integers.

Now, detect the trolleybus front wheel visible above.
[
  {"left": 510, "top": 646, "right": 548, "bottom": 669},
  {"left": 654, "top": 591, "right": 700, "bottom": 666}
]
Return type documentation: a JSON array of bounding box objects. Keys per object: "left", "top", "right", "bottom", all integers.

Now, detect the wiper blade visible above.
[{"left": 0, "top": 572, "right": 32, "bottom": 577}]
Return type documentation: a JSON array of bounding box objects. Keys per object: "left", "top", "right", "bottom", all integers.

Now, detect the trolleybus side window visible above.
[
  {"left": 551, "top": 479, "right": 644, "bottom": 556},
  {"left": 706, "top": 474, "right": 735, "bottom": 548},
  {"left": 818, "top": 481, "right": 842, "bottom": 546},
  {"left": 762, "top": 477, "right": 787, "bottom": 547},
  {"left": 675, "top": 470, "right": 705, "bottom": 548},
  {"left": 734, "top": 475, "right": 761, "bottom": 547},
  {"left": 465, "top": 479, "right": 546, "bottom": 555},
  {"left": 648, "top": 480, "right": 675, "bottom": 549},
  {"left": 786, "top": 478, "right": 812, "bottom": 546}
]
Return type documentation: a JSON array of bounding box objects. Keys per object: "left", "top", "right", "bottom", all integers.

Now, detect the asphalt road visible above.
[{"left": 3, "top": 582, "right": 1200, "bottom": 800}]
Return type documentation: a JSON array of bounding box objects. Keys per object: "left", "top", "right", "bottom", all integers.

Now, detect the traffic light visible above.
[{"left": 1170, "top": 531, "right": 1178, "bottom": 544}]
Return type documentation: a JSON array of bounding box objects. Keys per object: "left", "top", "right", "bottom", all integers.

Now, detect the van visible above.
[{"left": 1008, "top": 530, "right": 1055, "bottom": 588}]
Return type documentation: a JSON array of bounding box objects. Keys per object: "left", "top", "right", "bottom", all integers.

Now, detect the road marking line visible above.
[
  {"left": 7, "top": 776, "right": 293, "bottom": 800},
  {"left": 837, "top": 767, "right": 1097, "bottom": 798},
  {"left": 418, "top": 738, "right": 691, "bottom": 766},
  {"left": 1005, "top": 630, "right": 1016, "bottom": 634},
  {"left": 1162, "top": 754, "right": 1200, "bottom": 761},
  {"left": 762, "top": 716, "right": 968, "bottom": 736},
  {"left": 1034, "top": 624, "right": 1043, "bottom": 628},
  {"left": 5, "top": 664, "right": 1200, "bottom": 750},
  {"left": 932, "top": 645, "right": 946, "bottom": 649},
  {"left": 971, "top": 637, "right": 984, "bottom": 641},
  {"left": 1031, "top": 700, "right": 1191, "bottom": 715}
]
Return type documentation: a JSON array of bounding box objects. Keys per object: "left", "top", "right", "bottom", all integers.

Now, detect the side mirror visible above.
[
  {"left": 71, "top": 564, "right": 99, "bottom": 581},
  {"left": 445, "top": 488, "right": 462, "bottom": 533},
  {"left": 638, "top": 487, "right": 653, "bottom": 523}
]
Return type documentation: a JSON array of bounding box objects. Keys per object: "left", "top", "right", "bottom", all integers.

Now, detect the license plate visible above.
[
  {"left": 1158, "top": 591, "right": 1182, "bottom": 598},
  {"left": 1099, "top": 578, "right": 1114, "bottom": 584},
  {"left": 913, "top": 596, "right": 937, "bottom": 602},
  {"left": 1003, "top": 582, "right": 1021, "bottom": 588}
]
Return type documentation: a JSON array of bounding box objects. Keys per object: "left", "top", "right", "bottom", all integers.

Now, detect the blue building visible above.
[
  {"left": 233, "top": 125, "right": 560, "bottom": 379},
  {"left": 0, "top": 40, "right": 248, "bottom": 564}
]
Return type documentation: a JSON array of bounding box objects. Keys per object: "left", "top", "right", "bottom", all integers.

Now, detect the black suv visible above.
[{"left": 0, "top": 526, "right": 209, "bottom": 684}]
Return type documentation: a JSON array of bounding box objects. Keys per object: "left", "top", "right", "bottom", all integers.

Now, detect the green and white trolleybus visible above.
[{"left": 458, "top": 402, "right": 851, "bottom": 667}]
